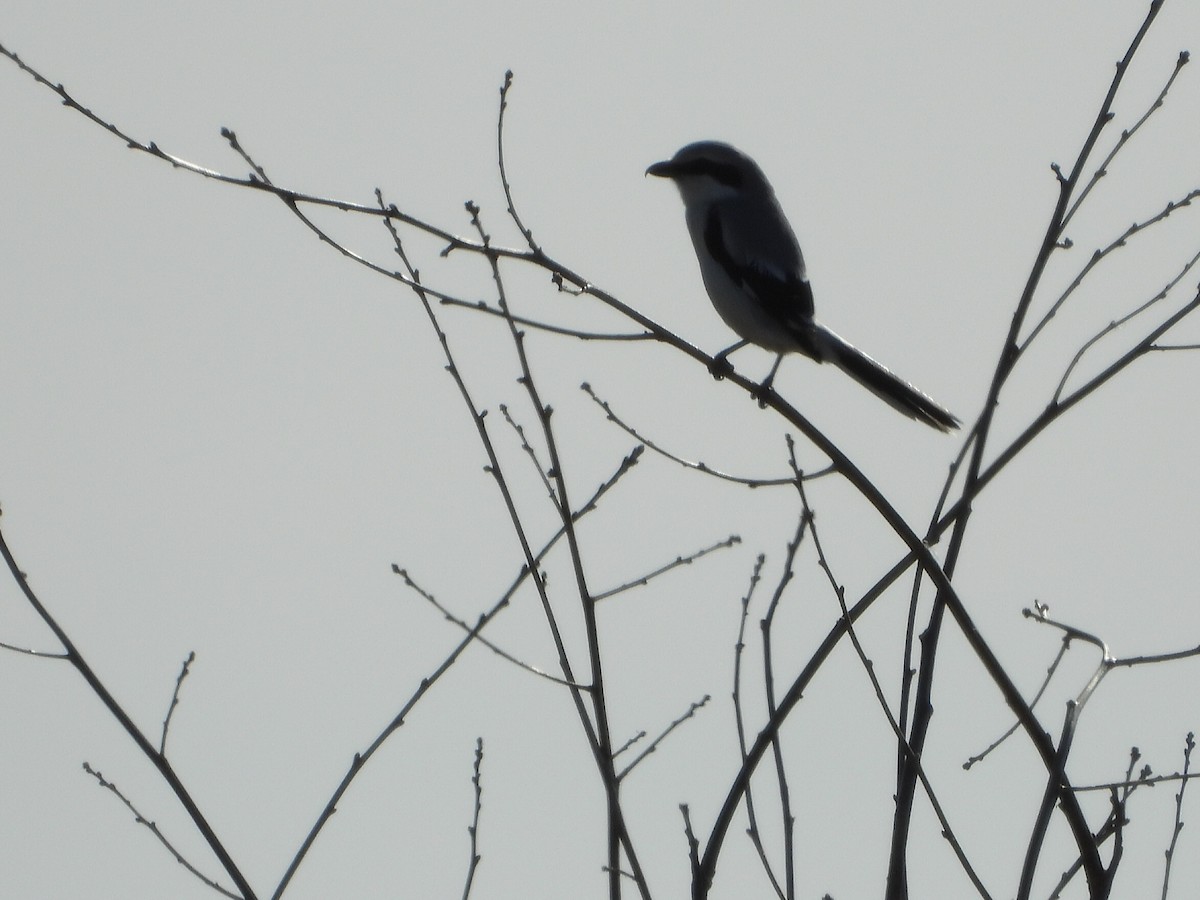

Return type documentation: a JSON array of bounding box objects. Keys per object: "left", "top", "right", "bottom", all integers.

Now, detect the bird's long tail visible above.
[{"left": 816, "top": 326, "right": 960, "bottom": 432}]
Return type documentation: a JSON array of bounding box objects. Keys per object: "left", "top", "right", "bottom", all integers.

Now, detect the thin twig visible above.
[
  {"left": 617, "top": 696, "right": 711, "bottom": 781},
  {"left": 964, "top": 631, "right": 1071, "bottom": 769},
  {"left": 1060, "top": 49, "right": 1191, "bottom": 233},
  {"left": 273, "top": 614, "right": 491, "bottom": 900},
  {"left": 461, "top": 738, "right": 485, "bottom": 900},
  {"left": 389, "top": 438, "right": 641, "bottom": 693},
  {"left": 731, "top": 556, "right": 786, "bottom": 900},
  {"left": 0, "top": 638, "right": 69, "bottom": 658},
  {"left": 1161, "top": 734, "right": 1190, "bottom": 900},
  {"left": 593, "top": 535, "right": 742, "bottom": 602},
  {"left": 612, "top": 731, "right": 647, "bottom": 760},
  {"left": 1050, "top": 748, "right": 1150, "bottom": 898},
  {"left": 759, "top": 505, "right": 810, "bottom": 900},
  {"left": 0, "top": 518, "right": 257, "bottom": 899},
  {"left": 392, "top": 565, "right": 585, "bottom": 689},
  {"left": 160, "top": 651, "right": 196, "bottom": 756},
  {"left": 582, "top": 382, "right": 828, "bottom": 486},
  {"left": 1017, "top": 707, "right": 1079, "bottom": 900},
  {"left": 1022, "top": 187, "right": 1200, "bottom": 354},
  {"left": 1053, "top": 244, "right": 1200, "bottom": 402},
  {"left": 1111, "top": 644, "right": 1200, "bottom": 668},
  {"left": 500, "top": 403, "right": 558, "bottom": 504},
  {"left": 81, "top": 763, "right": 241, "bottom": 900},
  {"left": 1075, "top": 769, "right": 1197, "bottom": 793},
  {"left": 496, "top": 71, "right": 539, "bottom": 253},
  {"left": 681, "top": 804, "right": 701, "bottom": 881},
  {"left": 440, "top": 296, "right": 653, "bottom": 341}
]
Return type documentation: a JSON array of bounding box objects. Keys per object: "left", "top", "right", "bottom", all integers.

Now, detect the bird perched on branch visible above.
[{"left": 647, "top": 141, "right": 959, "bottom": 432}]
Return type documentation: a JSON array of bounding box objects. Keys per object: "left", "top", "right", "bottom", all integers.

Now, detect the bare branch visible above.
[
  {"left": 582, "top": 382, "right": 829, "bottom": 487},
  {"left": 681, "top": 804, "right": 700, "bottom": 880},
  {"left": 0, "top": 516, "right": 257, "bottom": 899},
  {"left": 593, "top": 535, "right": 742, "bottom": 602},
  {"left": 81, "top": 763, "right": 241, "bottom": 900},
  {"left": 1060, "top": 48, "right": 1191, "bottom": 234},
  {"left": 461, "top": 738, "right": 485, "bottom": 900},
  {"left": 1149, "top": 342, "right": 1200, "bottom": 351},
  {"left": 612, "top": 731, "right": 647, "bottom": 760},
  {"left": 758, "top": 506, "right": 810, "bottom": 900},
  {"left": 0, "top": 638, "right": 69, "bottom": 658},
  {"left": 1050, "top": 748, "right": 1151, "bottom": 898},
  {"left": 160, "top": 651, "right": 196, "bottom": 756},
  {"left": 1111, "top": 644, "right": 1200, "bottom": 668},
  {"left": 1160, "top": 732, "right": 1195, "bottom": 900},
  {"left": 1074, "top": 770, "right": 1198, "bottom": 793},
  {"left": 617, "top": 695, "right": 711, "bottom": 781},
  {"left": 439, "top": 296, "right": 653, "bottom": 342},
  {"left": 731, "top": 555, "right": 786, "bottom": 900},
  {"left": 497, "top": 71, "right": 539, "bottom": 253},
  {"left": 392, "top": 565, "right": 585, "bottom": 690},
  {"left": 272, "top": 595, "right": 508, "bottom": 900},
  {"left": 964, "top": 631, "right": 1071, "bottom": 770},
  {"left": 1022, "top": 188, "right": 1200, "bottom": 354},
  {"left": 500, "top": 403, "right": 558, "bottom": 505},
  {"left": 1053, "top": 243, "right": 1200, "bottom": 402}
]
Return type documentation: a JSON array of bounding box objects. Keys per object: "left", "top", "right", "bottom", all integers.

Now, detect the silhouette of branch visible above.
[
  {"left": 965, "top": 628, "right": 1071, "bottom": 769},
  {"left": 1060, "top": 49, "right": 1191, "bottom": 234},
  {"left": 0, "top": 514, "right": 257, "bottom": 899},
  {"left": 392, "top": 565, "right": 584, "bottom": 690},
  {"left": 730, "top": 555, "right": 785, "bottom": 900},
  {"left": 1160, "top": 732, "right": 1194, "bottom": 899},
  {"left": 1023, "top": 187, "right": 1200, "bottom": 354},
  {"left": 160, "top": 651, "right": 196, "bottom": 756},
  {"left": 439, "top": 296, "right": 653, "bottom": 342},
  {"left": 81, "top": 763, "right": 241, "bottom": 900},
  {"left": 582, "top": 382, "right": 830, "bottom": 486},
  {"left": 461, "top": 738, "right": 485, "bottom": 900},
  {"left": 617, "top": 695, "right": 711, "bottom": 781},
  {"left": 758, "top": 506, "right": 809, "bottom": 900},
  {"left": 593, "top": 535, "right": 741, "bottom": 602},
  {"left": 1054, "top": 244, "right": 1200, "bottom": 402}
]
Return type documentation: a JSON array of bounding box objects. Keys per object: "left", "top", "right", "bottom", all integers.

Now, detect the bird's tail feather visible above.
[{"left": 819, "top": 328, "right": 960, "bottom": 432}]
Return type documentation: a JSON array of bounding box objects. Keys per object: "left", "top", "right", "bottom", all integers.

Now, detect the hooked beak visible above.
[{"left": 645, "top": 159, "right": 675, "bottom": 179}]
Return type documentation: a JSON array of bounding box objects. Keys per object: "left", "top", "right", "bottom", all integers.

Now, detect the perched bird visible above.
[{"left": 647, "top": 141, "right": 959, "bottom": 432}]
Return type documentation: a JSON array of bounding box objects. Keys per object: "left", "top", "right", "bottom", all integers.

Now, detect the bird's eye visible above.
[
  {"left": 678, "top": 159, "right": 743, "bottom": 187},
  {"left": 707, "top": 163, "right": 743, "bottom": 187}
]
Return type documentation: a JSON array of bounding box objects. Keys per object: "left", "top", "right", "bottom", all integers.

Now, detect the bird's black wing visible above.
[{"left": 703, "top": 208, "right": 815, "bottom": 325}]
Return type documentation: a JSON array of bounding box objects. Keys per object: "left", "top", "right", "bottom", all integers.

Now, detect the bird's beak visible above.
[{"left": 645, "top": 160, "right": 674, "bottom": 179}]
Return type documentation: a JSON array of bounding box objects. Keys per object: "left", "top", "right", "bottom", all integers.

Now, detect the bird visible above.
[{"left": 647, "top": 141, "right": 960, "bottom": 432}]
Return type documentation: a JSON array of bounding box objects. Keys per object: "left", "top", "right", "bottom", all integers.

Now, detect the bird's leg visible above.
[
  {"left": 753, "top": 353, "right": 784, "bottom": 407},
  {"left": 710, "top": 339, "right": 748, "bottom": 380}
]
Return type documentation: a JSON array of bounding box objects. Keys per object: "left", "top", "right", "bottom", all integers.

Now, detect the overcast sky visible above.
[{"left": 3, "top": 3, "right": 1200, "bottom": 898}]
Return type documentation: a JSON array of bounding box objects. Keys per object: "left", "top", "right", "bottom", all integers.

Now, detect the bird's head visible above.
[{"left": 646, "top": 141, "right": 772, "bottom": 206}]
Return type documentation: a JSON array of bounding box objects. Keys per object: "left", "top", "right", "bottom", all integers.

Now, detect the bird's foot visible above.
[
  {"left": 708, "top": 353, "right": 734, "bottom": 381},
  {"left": 753, "top": 375, "right": 776, "bottom": 408}
]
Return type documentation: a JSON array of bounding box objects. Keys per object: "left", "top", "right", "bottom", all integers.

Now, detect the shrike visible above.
[{"left": 647, "top": 141, "right": 959, "bottom": 432}]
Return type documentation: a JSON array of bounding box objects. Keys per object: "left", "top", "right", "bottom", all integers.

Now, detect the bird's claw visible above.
[
  {"left": 709, "top": 354, "right": 734, "bottom": 381},
  {"left": 753, "top": 377, "right": 775, "bottom": 408}
]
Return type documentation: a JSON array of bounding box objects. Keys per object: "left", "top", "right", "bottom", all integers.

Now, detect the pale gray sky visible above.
[{"left": 3, "top": 2, "right": 1199, "bottom": 898}]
